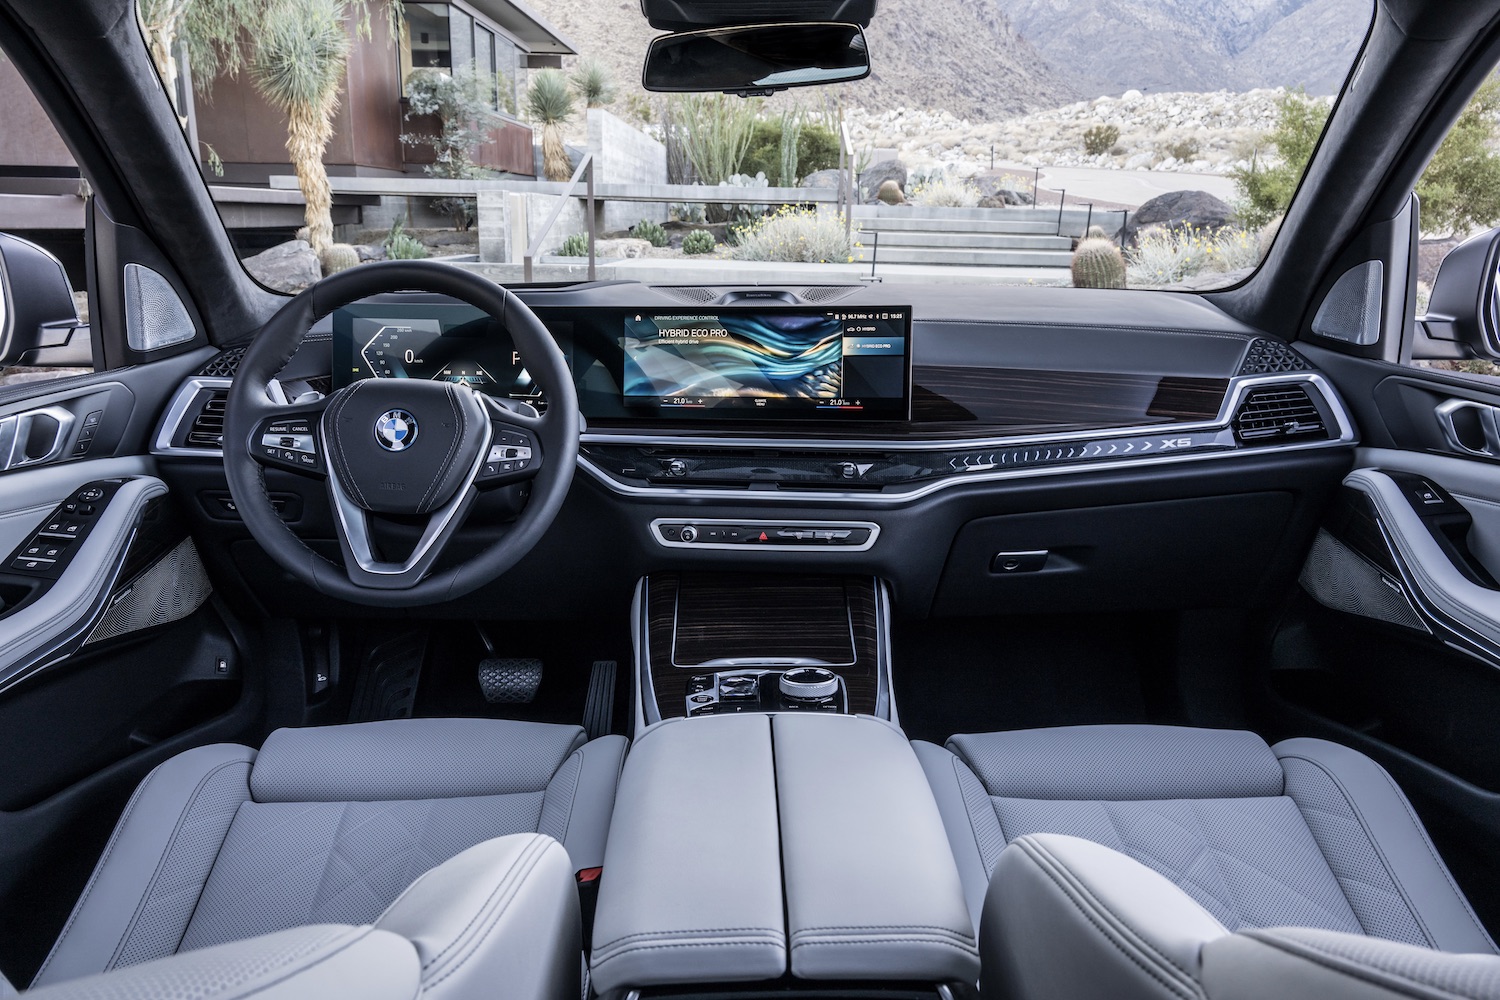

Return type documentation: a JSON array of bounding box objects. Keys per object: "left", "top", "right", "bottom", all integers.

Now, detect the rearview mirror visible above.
[
  {"left": 0, "top": 232, "right": 90, "bottom": 367},
  {"left": 643, "top": 22, "right": 870, "bottom": 96}
]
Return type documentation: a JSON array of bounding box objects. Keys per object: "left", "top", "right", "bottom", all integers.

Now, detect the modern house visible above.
[{"left": 0, "top": 0, "right": 578, "bottom": 260}]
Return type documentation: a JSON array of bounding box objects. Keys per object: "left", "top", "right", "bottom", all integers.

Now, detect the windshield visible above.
[{"left": 133, "top": 0, "right": 1375, "bottom": 293}]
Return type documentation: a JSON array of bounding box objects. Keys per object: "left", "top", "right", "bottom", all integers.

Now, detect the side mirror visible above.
[
  {"left": 1421, "top": 226, "right": 1500, "bottom": 359},
  {"left": 642, "top": 22, "right": 870, "bottom": 97},
  {"left": 0, "top": 232, "right": 90, "bottom": 368}
]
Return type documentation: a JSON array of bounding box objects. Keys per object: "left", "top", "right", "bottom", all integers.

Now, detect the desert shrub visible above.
[
  {"left": 319, "top": 243, "right": 360, "bottom": 275},
  {"left": 558, "top": 233, "right": 590, "bottom": 257},
  {"left": 384, "top": 219, "right": 429, "bottom": 260},
  {"left": 1163, "top": 138, "right": 1200, "bottom": 161},
  {"left": 1125, "top": 224, "right": 1257, "bottom": 284},
  {"left": 1232, "top": 89, "right": 1330, "bottom": 229},
  {"left": 731, "top": 207, "right": 859, "bottom": 263},
  {"left": 431, "top": 197, "right": 476, "bottom": 231},
  {"left": 1083, "top": 125, "right": 1121, "bottom": 156},
  {"left": 1071, "top": 238, "right": 1126, "bottom": 289},
  {"left": 798, "top": 123, "right": 841, "bottom": 176},
  {"left": 570, "top": 58, "right": 615, "bottom": 108},
  {"left": 682, "top": 230, "right": 716, "bottom": 255},
  {"left": 631, "top": 219, "right": 669, "bottom": 247},
  {"left": 667, "top": 94, "right": 759, "bottom": 220},
  {"left": 1417, "top": 74, "right": 1500, "bottom": 235},
  {"left": 911, "top": 176, "right": 979, "bottom": 207}
]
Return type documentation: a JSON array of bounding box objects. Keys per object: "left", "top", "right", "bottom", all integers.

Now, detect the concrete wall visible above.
[
  {"left": 478, "top": 189, "right": 587, "bottom": 263},
  {"left": 586, "top": 109, "right": 666, "bottom": 232}
]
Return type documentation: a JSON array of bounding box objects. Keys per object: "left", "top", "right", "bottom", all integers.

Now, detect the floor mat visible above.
[{"left": 892, "top": 613, "right": 1166, "bottom": 745}]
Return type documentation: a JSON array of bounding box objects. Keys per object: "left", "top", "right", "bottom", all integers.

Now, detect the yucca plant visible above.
[
  {"left": 527, "top": 69, "right": 576, "bottom": 181},
  {"left": 571, "top": 58, "right": 616, "bottom": 109},
  {"left": 250, "top": 0, "right": 350, "bottom": 252}
]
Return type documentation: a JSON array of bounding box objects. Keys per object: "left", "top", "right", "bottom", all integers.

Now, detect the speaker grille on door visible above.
[
  {"left": 85, "top": 538, "right": 213, "bottom": 645},
  {"left": 1299, "top": 529, "right": 1425, "bottom": 631},
  {"left": 1233, "top": 384, "right": 1326, "bottom": 442}
]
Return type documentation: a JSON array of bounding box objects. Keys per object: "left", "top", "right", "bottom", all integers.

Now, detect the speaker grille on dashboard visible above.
[
  {"left": 85, "top": 538, "right": 213, "bottom": 645},
  {"left": 1299, "top": 529, "right": 1425, "bottom": 632},
  {"left": 198, "top": 345, "right": 247, "bottom": 378}
]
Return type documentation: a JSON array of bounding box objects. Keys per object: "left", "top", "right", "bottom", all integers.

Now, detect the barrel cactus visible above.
[
  {"left": 877, "top": 179, "right": 906, "bottom": 205},
  {"left": 1085, "top": 225, "right": 1109, "bottom": 239},
  {"left": 1071, "top": 238, "right": 1127, "bottom": 289},
  {"left": 319, "top": 243, "right": 360, "bottom": 275}
]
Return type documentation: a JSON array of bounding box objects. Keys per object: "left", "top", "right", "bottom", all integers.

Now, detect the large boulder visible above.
[
  {"left": 242, "top": 239, "right": 322, "bottom": 292},
  {"left": 801, "top": 169, "right": 843, "bottom": 191},
  {"left": 1118, "top": 190, "right": 1234, "bottom": 246},
  {"left": 859, "top": 159, "right": 907, "bottom": 201}
]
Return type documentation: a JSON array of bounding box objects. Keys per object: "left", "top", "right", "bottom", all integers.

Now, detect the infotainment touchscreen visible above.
[{"left": 619, "top": 308, "right": 911, "bottom": 421}]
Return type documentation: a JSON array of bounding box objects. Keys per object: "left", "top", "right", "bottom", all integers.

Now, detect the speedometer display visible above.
[{"left": 334, "top": 303, "right": 547, "bottom": 403}]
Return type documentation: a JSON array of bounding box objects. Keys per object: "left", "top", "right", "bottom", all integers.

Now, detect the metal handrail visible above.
[{"left": 523, "top": 152, "right": 596, "bottom": 283}]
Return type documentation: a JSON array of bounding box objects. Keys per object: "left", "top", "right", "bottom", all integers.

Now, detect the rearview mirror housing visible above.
[
  {"left": 1421, "top": 226, "right": 1500, "bottom": 360},
  {"left": 0, "top": 232, "right": 90, "bottom": 367},
  {"left": 640, "top": 0, "right": 876, "bottom": 31},
  {"left": 643, "top": 22, "right": 871, "bottom": 97}
]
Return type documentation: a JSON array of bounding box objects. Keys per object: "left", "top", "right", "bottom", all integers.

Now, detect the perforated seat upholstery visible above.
[
  {"left": 30, "top": 718, "right": 628, "bottom": 990},
  {"left": 914, "top": 725, "right": 1496, "bottom": 955}
]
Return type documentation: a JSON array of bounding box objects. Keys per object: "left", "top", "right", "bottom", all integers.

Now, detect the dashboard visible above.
[{"left": 151, "top": 281, "right": 1359, "bottom": 620}]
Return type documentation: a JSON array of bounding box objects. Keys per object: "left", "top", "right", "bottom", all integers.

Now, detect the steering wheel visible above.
[{"left": 223, "top": 261, "right": 578, "bottom": 607}]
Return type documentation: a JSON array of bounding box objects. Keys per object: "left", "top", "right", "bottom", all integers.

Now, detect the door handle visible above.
[
  {"left": 1, "top": 405, "right": 74, "bottom": 470},
  {"left": 1435, "top": 398, "right": 1500, "bottom": 458}
]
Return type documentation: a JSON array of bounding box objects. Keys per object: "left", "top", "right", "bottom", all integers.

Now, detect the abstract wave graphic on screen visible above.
[{"left": 624, "top": 314, "right": 843, "bottom": 399}]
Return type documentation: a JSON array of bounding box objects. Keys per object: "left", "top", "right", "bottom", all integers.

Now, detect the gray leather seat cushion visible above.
[
  {"left": 916, "top": 724, "right": 1496, "bottom": 955},
  {"left": 33, "top": 719, "right": 627, "bottom": 988},
  {"left": 24, "top": 834, "right": 582, "bottom": 1000}
]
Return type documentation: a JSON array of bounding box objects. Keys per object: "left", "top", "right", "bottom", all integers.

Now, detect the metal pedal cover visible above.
[{"left": 478, "top": 658, "right": 543, "bottom": 704}]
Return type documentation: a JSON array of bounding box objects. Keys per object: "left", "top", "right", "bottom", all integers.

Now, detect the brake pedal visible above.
[
  {"left": 478, "top": 657, "right": 543, "bottom": 704},
  {"left": 583, "top": 660, "right": 618, "bottom": 739}
]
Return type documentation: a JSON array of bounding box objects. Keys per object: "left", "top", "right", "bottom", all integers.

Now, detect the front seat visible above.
[
  {"left": 914, "top": 725, "right": 1497, "bottom": 955},
  {"left": 27, "top": 717, "right": 627, "bottom": 991},
  {"left": 979, "top": 833, "right": 1500, "bottom": 1000}
]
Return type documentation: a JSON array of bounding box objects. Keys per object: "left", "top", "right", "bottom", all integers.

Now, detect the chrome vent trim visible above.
[{"left": 1233, "top": 384, "right": 1326, "bottom": 442}]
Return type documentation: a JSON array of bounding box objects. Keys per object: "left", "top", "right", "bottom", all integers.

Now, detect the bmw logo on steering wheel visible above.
[{"left": 374, "top": 409, "right": 419, "bottom": 452}]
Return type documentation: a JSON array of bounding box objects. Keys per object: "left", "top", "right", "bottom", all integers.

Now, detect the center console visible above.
[
  {"left": 590, "top": 713, "right": 979, "bottom": 996},
  {"left": 634, "top": 572, "right": 893, "bottom": 725}
]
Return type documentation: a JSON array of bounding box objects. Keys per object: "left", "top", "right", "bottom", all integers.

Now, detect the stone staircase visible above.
[{"left": 850, "top": 205, "right": 1122, "bottom": 271}]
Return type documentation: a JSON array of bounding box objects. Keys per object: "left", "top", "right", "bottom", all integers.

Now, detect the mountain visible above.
[
  {"left": 528, "top": 0, "right": 1076, "bottom": 120},
  {"left": 995, "top": 0, "right": 1371, "bottom": 97},
  {"left": 525, "top": 0, "right": 1366, "bottom": 124}
]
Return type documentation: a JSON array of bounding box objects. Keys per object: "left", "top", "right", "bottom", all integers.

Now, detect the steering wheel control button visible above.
[{"left": 373, "top": 409, "right": 419, "bottom": 452}]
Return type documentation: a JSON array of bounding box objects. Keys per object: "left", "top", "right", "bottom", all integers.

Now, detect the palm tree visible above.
[
  {"left": 527, "top": 69, "right": 575, "bottom": 182},
  {"left": 250, "top": 0, "right": 352, "bottom": 252}
]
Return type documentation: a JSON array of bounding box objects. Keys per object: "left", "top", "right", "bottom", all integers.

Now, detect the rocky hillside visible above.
[
  {"left": 999, "top": 0, "right": 1369, "bottom": 96},
  {"left": 529, "top": 0, "right": 1074, "bottom": 120},
  {"left": 847, "top": 88, "right": 1298, "bottom": 175}
]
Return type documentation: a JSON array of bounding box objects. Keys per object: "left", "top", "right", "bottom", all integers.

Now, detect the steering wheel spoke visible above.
[{"left": 248, "top": 399, "right": 331, "bottom": 479}]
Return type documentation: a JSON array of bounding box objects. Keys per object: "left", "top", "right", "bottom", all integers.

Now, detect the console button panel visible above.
[
  {"left": 685, "top": 668, "right": 847, "bottom": 717},
  {"left": 652, "top": 519, "right": 879, "bottom": 551}
]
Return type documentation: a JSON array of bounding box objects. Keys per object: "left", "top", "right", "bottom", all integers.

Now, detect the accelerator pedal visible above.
[{"left": 583, "top": 660, "right": 618, "bottom": 740}]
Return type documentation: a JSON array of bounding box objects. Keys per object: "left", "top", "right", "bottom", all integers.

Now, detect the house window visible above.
[{"left": 400, "top": 2, "right": 521, "bottom": 114}]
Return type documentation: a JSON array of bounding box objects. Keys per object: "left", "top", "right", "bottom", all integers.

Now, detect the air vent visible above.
[
  {"left": 1234, "top": 384, "right": 1325, "bottom": 442},
  {"left": 185, "top": 389, "right": 228, "bottom": 449},
  {"left": 198, "top": 346, "right": 246, "bottom": 378},
  {"left": 1238, "top": 338, "right": 1311, "bottom": 375}
]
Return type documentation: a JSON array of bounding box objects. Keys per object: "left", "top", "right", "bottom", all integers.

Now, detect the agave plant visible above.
[
  {"left": 570, "top": 58, "right": 616, "bottom": 109},
  {"left": 250, "top": 0, "right": 351, "bottom": 252},
  {"left": 527, "top": 69, "right": 576, "bottom": 182}
]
